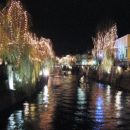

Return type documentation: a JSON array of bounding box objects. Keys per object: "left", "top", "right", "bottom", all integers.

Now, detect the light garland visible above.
[
  {"left": 0, "top": 0, "right": 55, "bottom": 85},
  {"left": 93, "top": 23, "right": 117, "bottom": 73}
]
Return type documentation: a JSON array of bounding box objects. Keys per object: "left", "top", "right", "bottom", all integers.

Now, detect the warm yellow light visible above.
[{"left": 116, "top": 66, "right": 122, "bottom": 74}]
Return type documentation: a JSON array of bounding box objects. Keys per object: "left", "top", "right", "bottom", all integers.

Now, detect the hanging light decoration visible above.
[{"left": 0, "top": 0, "right": 55, "bottom": 87}]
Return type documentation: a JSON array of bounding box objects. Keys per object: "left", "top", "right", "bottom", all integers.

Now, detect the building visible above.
[{"left": 115, "top": 34, "right": 130, "bottom": 62}]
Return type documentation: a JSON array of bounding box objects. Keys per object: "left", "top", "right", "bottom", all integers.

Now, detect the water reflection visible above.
[
  {"left": 2, "top": 76, "right": 130, "bottom": 130},
  {"left": 115, "top": 91, "right": 122, "bottom": 110},
  {"left": 23, "top": 102, "right": 29, "bottom": 119},
  {"left": 77, "top": 87, "right": 86, "bottom": 105},
  {"left": 106, "top": 85, "right": 111, "bottom": 104},
  {"left": 95, "top": 96, "right": 104, "bottom": 125},
  {"left": 43, "top": 85, "right": 49, "bottom": 105},
  {"left": 115, "top": 91, "right": 122, "bottom": 119},
  {"left": 38, "top": 77, "right": 58, "bottom": 130},
  {"left": 75, "top": 87, "right": 86, "bottom": 120},
  {"left": 7, "top": 111, "right": 24, "bottom": 130}
]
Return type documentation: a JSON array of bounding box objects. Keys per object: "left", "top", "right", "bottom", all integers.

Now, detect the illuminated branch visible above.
[
  {"left": 0, "top": 1, "right": 55, "bottom": 86},
  {"left": 93, "top": 23, "right": 117, "bottom": 73}
]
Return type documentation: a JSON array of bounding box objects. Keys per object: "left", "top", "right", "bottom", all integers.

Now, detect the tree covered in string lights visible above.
[
  {"left": 0, "top": 0, "right": 28, "bottom": 65},
  {"left": 93, "top": 22, "right": 117, "bottom": 73},
  {"left": 26, "top": 33, "right": 55, "bottom": 84},
  {"left": 0, "top": 0, "right": 55, "bottom": 88}
]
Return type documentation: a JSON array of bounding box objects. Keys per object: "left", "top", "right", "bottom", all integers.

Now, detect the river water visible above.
[{"left": 1, "top": 75, "right": 130, "bottom": 130}]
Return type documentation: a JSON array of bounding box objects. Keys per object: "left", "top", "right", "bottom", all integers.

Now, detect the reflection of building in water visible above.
[
  {"left": 89, "top": 83, "right": 117, "bottom": 130},
  {"left": 95, "top": 96, "right": 104, "bottom": 123}
]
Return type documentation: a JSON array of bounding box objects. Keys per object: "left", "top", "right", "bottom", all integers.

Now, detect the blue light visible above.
[{"left": 95, "top": 96, "right": 104, "bottom": 124}]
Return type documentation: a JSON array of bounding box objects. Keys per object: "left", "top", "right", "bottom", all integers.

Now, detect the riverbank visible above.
[
  {"left": 0, "top": 90, "right": 25, "bottom": 112},
  {"left": 87, "top": 67, "right": 130, "bottom": 91},
  {"left": 0, "top": 76, "right": 48, "bottom": 113}
]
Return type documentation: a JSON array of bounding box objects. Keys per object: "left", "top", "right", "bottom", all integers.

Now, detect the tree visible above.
[
  {"left": 93, "top": 22, "right": 117, "bottom": 73},
  {"left": 0, "top": 1, "right": 55, "bottom": 89}
]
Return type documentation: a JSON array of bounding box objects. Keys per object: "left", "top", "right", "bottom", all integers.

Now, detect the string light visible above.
[
  {"left": 93, "top": 24, "right": 117, "bottom": 60},
  {"left": 93, "top": 24, "right": 117, "bottom": 73},
  {"left": 0, "top": 1, "right": 55, "bottom": 85}
]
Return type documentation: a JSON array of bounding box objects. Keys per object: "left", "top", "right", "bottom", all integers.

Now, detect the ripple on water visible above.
[{"left": 2, "top": 76, "right": 130, "bottom": 130}]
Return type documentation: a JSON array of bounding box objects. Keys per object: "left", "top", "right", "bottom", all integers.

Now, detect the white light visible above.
[
  {"left": 116, "top": 66, "right": 122, "bottom": 74},
  {"left": 68, "top": 71, "right": 71, "bottom": 75},
  {"left": 8, "top": 65, "right": 15, "bottom": 90},
  {"left": 9, "top": 75, "right": 14, "bottom": 90},
  {"left": 68, "top": 65, "right": 72, "bottom": 69},
  {"left": 43, "top": 85, "right": 49, "bottom": 104},
  {"left": 82, "top": 59, "right": 87, "bottom": 65},
  {"left": 43, "top": 69, "right": 49, "bottom": 77}
]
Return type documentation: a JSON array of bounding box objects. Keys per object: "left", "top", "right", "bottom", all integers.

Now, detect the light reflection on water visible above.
[
  {"left": 95, "top": 96, "right": 104, "bottom": 123},
  {"left": 106, "top": 85, "right": 111, "bottom": 104},
  {"left": 7, "top": 110, "right": 24, "bottom": 130},
  {"left": 1, "top": 75, "right": 130, "bottom": 130}
]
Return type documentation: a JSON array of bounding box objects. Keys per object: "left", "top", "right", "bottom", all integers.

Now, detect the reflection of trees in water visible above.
[
  {"left": 22, "top": 82, "right": 56, "bottom": 130},
  {"left": 39, "top": 82, "right": 56, "bottom": 130}
]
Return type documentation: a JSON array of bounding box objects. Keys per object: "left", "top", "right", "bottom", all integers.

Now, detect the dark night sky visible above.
[{"left": 2, "top": 0, "right": 130, "bottom": 56}]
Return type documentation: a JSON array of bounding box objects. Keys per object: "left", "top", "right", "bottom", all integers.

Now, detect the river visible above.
[{"left": 1, "top": 75, "right": 130, "bottom": 130}]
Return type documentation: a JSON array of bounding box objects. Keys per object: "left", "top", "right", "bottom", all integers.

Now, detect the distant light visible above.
[
  {"left": 39, "top": 70, "right": 43, "bottom": 76},
  {"left": 68, "top": 65, "right": 72, "bottom": 69},
  {"left": 68, "top": 71, "right": 71, "bottom": 75},
  {"left": 82, "top": 59, "right": 87, "bottom": 65},
  {"left": 116, "top": 66, "right": 122, "bottom": 74},
  {"left": 87, "top": 60, "right": 96, "bottom": 66}
]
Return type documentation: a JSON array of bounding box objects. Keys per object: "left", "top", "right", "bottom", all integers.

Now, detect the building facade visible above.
[{"left": 115, "top": 34, "right": 130, "bottom": 62}]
